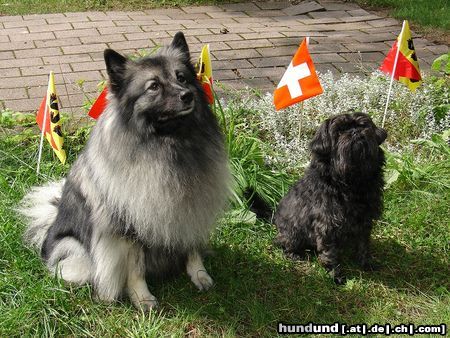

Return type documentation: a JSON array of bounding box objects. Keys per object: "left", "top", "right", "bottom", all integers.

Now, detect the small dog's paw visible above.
[
  {"left": 286, "top": 251, "right": 306, "bottom": 261},
  {"left": 361, "top": 260, "right": 381, "bottom": 271},
  {"left": 191, "top": 270, "right": 214, "bottom": 291}
]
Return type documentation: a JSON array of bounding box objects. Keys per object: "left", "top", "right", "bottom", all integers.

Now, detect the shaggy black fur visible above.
[{"left": 274, "top": 113, "right": 387, "bottom": 284}]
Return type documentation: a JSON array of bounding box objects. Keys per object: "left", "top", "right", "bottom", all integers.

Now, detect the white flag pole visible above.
[
  {"left": 297, "top": 37, "right": 310, "bottom": 139},
  {"left": 382, "top": 20, "right": 406, "bottom": 128},
  {"left": 36, "top": 73, "right": 51, "bottom": 175}
]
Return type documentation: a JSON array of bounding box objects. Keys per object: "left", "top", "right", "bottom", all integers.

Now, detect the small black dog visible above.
[{"left": 274, "top": 113, "right": 387, "bottom": 284}]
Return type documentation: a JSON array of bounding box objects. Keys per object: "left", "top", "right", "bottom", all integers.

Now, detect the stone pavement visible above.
[{"left": 0, "top": 0, "right": 448, "bottom": 113}]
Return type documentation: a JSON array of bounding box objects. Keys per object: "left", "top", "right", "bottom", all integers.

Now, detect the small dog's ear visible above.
[
  {"left": 375, "top": 127, "right": 387, "bottom": 145},
  {"left": 104, "top": 49, "right": 127, "bottom": 93},
  {"left": 170, "top": 32, "right": 190, "bottom": 59},
  {"left": 310, "top": 119, "right": 331, "bottom": 157}
]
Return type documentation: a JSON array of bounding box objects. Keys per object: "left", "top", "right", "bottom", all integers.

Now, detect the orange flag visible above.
[
  {"left": 36, "top": 71, "right": 66, "bottom": 164},
  {"left": 88, "top": 87, "right": 108, "bottom": 119},
  {"left": 380, "top": 20, "right": 421, "bottom": 91},
  {"left": 274, "top": 37, "right": 323, "bottom": 111}
]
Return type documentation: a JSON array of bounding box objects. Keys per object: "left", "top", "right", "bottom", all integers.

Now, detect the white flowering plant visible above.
[{"left": 220, "top": 71, "right": 449, "bottom": 172}]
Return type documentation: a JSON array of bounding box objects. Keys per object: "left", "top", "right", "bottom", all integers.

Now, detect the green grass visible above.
[
  {"left": 0, "top": 103, "right": 449, "bottom": 336},
  {"left": 0, "top": 0, "right": 236, "bottom": 15},
  {"left": 353, "top": 0, "right": 450, "bottom": 30}
]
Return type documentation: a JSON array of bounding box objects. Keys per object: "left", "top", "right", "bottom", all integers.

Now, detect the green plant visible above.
[{"left": 432, "top": 53, "right": 450, "bottom": 75}]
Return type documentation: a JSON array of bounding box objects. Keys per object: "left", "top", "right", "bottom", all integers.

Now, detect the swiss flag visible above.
[
  {"left": 274, "top": 38, "right": 323, "bottom": 110},
  {"left": 88, "top": 87, "right": 108, "bottom": 119}
]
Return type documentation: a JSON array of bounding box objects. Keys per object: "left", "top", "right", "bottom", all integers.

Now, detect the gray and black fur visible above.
[
  {"left": 18, "top": 32, "right": 231, "bottom": 310},
  {"left": 274, "top": 113, "right": 387, "bottom": 284}
]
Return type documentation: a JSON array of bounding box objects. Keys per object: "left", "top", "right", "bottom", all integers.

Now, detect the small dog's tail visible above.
[
  {"left": 17, "top": 180, "right": 64, "bottom": 252},
  {"left": 243, "top": 188, "right": 274, "bottom": 223}
]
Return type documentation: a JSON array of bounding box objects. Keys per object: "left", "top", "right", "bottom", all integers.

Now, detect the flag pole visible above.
[
  {"left": 382, "top": 20, "right": 405, "bottom": 128},
  {"left": 36, "top": 72, "right": 51, "bottom": 175},
  {"left": 36, "top": 94, "right": 48, "bottom": 175},
  {"left": 297, "top": 37, "right": 310, "bottom": 138}
]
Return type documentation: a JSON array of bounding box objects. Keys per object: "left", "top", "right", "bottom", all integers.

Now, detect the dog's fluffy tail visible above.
[
  {"left": 17, "top": 180, "right": 64, "bottom": 252},
  {"left": 243, "top": 188, "right": 274, "bottom": 223}
]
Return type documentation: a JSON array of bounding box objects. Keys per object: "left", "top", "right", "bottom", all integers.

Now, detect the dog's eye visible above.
[
  {"left": 146, "top": 81, "right": 160, "bottom": 91},
  {"left": 177, "top": 73, "right": 186, "bottom": 83}
]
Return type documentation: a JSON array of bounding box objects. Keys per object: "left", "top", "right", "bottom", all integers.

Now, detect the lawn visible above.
[
  {"left": 353, "top": 0, "right": 449, "bottom": 31},
  {"left": 0, "top": 68, "right": 449, "bottom": 336}
]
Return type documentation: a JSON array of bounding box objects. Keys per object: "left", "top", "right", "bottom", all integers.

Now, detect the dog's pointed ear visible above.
[
  {"left": 170, "top": 32, "right": 190, "bottom": 60},
  {"left": 310, "top": 119, "right": 332, "bottom": 157},
  {"left": 104, "top": 49, "right": 127, "bottom": 93},
  {"left": 375, "top": 127, "right": 387, "bottom": 145}
]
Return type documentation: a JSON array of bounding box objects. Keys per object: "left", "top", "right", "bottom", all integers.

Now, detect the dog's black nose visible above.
[{"left": 180, "top": 90, "right": 193, "bottom": 103}]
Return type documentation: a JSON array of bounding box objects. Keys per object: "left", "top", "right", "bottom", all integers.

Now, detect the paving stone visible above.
[
  {"left": 15, "top": 47, "right": 62, "bottom": 59},
  {"left": 55, "top": 28, "right": 99, "bottom": 39},
  {"left": 321, "top": 2, "right": 360, "bottom": 11},
  {"left": 309, "top": 43, "right": 349, "bottom": 53},
  {"left": 43, "top": 54, "right": 92, "bottom": 65},
  {"left": 72, "top": 21, "right": 116, "bottom": 29},
  {"left": 309, "top": 10, "right": 349, "bottom": 19},
  {"left": 0, "top": 51, "right": 14, "bottom": 60},
  {"left": 368, "top": 18, "right": 400, "bottom": 28},
  {"left": 0, "top": 57, "right": 43, "bottom": 69},
  {"left": 212, "top": 48, "right": 262, "bottom": 60},
  {"left": 3, "top": 98, "right": 41, "bottom": 112},
  {"left": 220, "top": 3, "right": 260, "bottom": 12},
  {"left": 0, "top": 74, "right": 47, "bottom": 89},
  {"left": 63, "top": 43, "right": 108, "bottom": 55},
  {"left": 0, "top": 88, "right": 29, "bottom": 100},
  {"left": 0, "top": 68, "right": 21, "bottom": 77},
  {"left": 80, "top": 34, "right": 125, "bottom": 44},
  {"left": 255, "top": 1, "right": 290, "bottom": 10},
  {"left": 311, "top": 53, "right": 346, "bottom": 63},
  {"left": 425, "top": 45, "right": 449, "bottom": 55},
  {"left": 353, "top": 32, "right": 397, "bottom": 43},
  {"left": 333, "top": 62, "right": 363, "bottom": 73},
  {"left": 249, "top": 55, "right": 292, "bottom": 67},
  {"left": 21, "top": 64, "right": 72, "bottom": 76},
  {"left": 347, "top": 9, "right": 371, "bottom": 16},
  {"left": 340, "top": 51, "right": 385, "bottom": 63},
  {"left": 182, "top": 5, "right": 223, "bottom": 14},
  {"left": 28, "top": 23, "right": 72, "bottom": 33},
  {"left": 214, "top": 59, "right": 253, "bottom": 70},
  {"left": 3, "top": 19, "right": 46, "bottom": 28},
  {"left": 344, "top": 42, "right": 391, "bottom": 53},
  {"left": 283, "top": 1, "right": 325, "bottom": 16},
  {"left": 10, "top": 32, "right": 56, "bottom": 42},
  {"left": 257, "top": 45, "right": 298, "bottom": 57},
  {"left": 340, "top": 15, "right": 380, "bottom": 23},
  {"left": 227, "top": 39, "right": 274, "bottom": 49},
  {"left": 0, "top": 40, "right": 35, "bottom": 51}
]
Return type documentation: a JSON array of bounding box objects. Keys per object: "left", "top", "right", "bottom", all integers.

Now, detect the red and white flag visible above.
[{"left": 274, "top": 37, "right": 323, "bottom": 110}]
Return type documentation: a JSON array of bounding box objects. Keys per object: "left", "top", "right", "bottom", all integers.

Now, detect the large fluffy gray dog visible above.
[{"left": 19, "top": 32, "right": 231, "bottom": 311}]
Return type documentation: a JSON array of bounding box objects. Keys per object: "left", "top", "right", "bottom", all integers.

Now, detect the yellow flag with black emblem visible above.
[
  {"left": 195, "top": 44, "right": 214, "bottom": 104},
  {"left": 380, "top": 20, "right": 422, "bottom": 91},
  {"left": 36, "top": 71, "right": 66, "bottom": 164}
]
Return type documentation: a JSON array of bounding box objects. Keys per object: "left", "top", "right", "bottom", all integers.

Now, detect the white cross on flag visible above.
[{"left": 273, "top": 38, "right": 323, "bottom": 110}]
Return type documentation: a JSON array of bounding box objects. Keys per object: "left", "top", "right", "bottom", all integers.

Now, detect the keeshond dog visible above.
[
  {"left": 18, "top": 32, "right": 231, "bottom": 311},
  {"left": 274, "top": 113, "right": 387, "bottom": 284}
]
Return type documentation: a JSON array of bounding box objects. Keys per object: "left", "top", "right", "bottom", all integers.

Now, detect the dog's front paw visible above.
[
  {"left": 191, "top": 270, "right": 214, "bottom": 291},
  {"left": 136, "top": 298, "right": 158, "bottom": 313}
]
